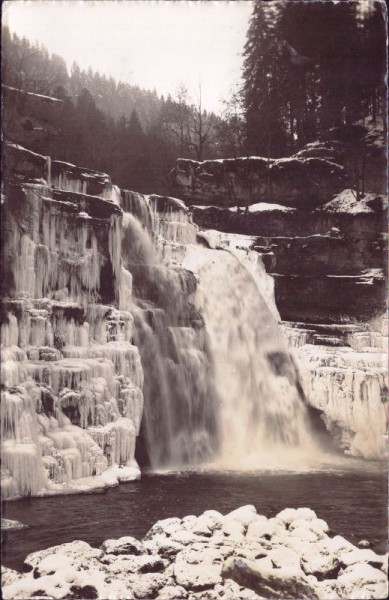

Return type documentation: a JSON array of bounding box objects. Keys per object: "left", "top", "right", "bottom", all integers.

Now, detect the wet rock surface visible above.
[{"left": 2, "top": 505, "right": 387, "bottom": 599}]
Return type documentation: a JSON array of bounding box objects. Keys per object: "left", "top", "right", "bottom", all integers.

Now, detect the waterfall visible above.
[
  {"left": 2, "top": 143, "right": 327, "bottom": 500},
  {"left": 183, "top": 247, "right": 320, "bottom": 469},
  {"left": 121, "top": 209, "right": 218, "bottom": 468},
  {"left": 120, "top": 201, "right": 320, "bottom": 471}
]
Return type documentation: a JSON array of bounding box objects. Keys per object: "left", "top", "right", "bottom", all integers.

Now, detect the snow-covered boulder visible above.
[
  {"left": 2, "top": 506, "right": 386, "bottom": 600},
  {"left": 222, "top": 556, "right": 320, "bottom": 599},
  {"left": 143, "top": 517, "right": 183, "bottom": 541},
  {"left": 100, "top": 535, "right": 147, "bottom": 556},
  {"left": 224, "top": 505, "right": 259, "bottom": 527},
  {"left": 173, "top": 547, "right": 223, "bottom": 590},
  {"left": 336, "top": 563, "right": 388, "bottom": 599}
]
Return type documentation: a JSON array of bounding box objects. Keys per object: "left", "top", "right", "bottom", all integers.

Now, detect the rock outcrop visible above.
[
  {"left": 179, "top": 123, "right": 387, "bottom": 460},
  {"left": 2, "top": 85, "right": 64, "bottom": 151},
  {"left": 171, "top": 117, "right": 386, "bottom": 210},
  {"left": 2, "top": 505, "right": 387, "bottom": 599},
  {"left": 171, "top": 154, "right": 345, "bottom": 210}
]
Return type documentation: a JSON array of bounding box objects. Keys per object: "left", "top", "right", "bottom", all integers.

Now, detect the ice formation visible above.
[
  {"left": 284, "top": 320, "right": 388, "bottom": 459},
  {"left": 1, "top": 153, "right": 144, "bottom": 498},
  {"left": 1, "top": 148, "right": 219, "bottom": 496},
  {"left": 2, "top": 142, "right": 386, "bottom": 499}
]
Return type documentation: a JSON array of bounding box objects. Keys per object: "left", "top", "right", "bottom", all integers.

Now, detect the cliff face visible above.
[
  {"left": 171, "top": 118, "right": 386, "bottom": 210},
  {"left": 175, "top": 132, "right": 387, "bottom": 460},
  {"left": 1, "top": 139, "right": 217, "bottom": 499},
  {"left": 171, "top": 154, "right": 345, "bottom": 210},
  {"left": 1, "top": 89, "right": 387, "bottom": 500}
]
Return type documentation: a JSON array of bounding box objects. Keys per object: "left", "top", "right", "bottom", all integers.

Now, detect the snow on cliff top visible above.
[
  {"left": 193, "top": 202, "right": 294, "bottom": 213},
  {"left": 318, "top": 189, "right": 385, "bottom": 214}
]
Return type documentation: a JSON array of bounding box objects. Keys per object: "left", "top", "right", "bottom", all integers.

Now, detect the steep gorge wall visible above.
[
  {"left": 1, "top": 89, "right": 387, "bottom": 502},
  {"left": 172, "top": 136, "right": 387, "bottom": 460},
  {"left": 1, "top": 140, "right": 212, "bottom": 499}
]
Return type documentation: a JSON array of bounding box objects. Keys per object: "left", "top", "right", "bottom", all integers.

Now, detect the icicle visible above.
[{"left": 45, "top": 156, "right": 52, "bottom": 187}]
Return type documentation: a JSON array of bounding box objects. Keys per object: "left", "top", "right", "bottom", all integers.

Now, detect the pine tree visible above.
[{"left": 242, "top": 1, "right": 289, "bottom": 157}]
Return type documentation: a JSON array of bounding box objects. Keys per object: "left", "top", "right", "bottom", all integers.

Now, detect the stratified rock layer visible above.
[
  {"left": 171, "top": 154, "right": 345, "bottom": 210},
  {"left": 186, "top": 160, "right": 387, "bottom": 458}
]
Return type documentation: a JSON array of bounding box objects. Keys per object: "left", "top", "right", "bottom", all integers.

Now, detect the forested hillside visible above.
[
  {"left": 2, "top": 0, "right": 386, "bottom": 194},
  {"left": 2, "top": 26, "right": 227, "bottom": 193},
  {"left": 243, "top": 0, "right": 386, "bottom": 157}
]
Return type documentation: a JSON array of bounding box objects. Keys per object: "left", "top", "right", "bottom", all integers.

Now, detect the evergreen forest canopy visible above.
[
  {"left": 243, "top": 0, "right": 387, "bottom": 157},
  {"left": 2, "top": 0, "right": 386, "bottom": 195}
]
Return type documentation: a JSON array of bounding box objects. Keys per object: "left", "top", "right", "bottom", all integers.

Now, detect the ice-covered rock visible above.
[
  {"left": 286, "top": 320, "right": 388, "bottom": 460},
  {"left": 1, "top": 518, "right": 28, "bottom": 530}
]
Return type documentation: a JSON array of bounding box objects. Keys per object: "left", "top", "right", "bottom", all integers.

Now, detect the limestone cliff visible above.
[
  {"left": 171, "top": 154, "right": 345, "bottom": 210},
  {"left": 171, "top": 125, "right": 387, "bottom": 460}
]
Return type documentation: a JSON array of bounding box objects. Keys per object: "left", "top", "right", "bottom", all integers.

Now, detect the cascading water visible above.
[
  {"left": 2, "top": 142, "right": 326, "bottom": 502},
  {"left": 120, "top": 202, "right": 218, "bottom": 469},
  {"left": 183, "top": 247, "right": 321, "bottom": 469},
  {"left": 119, "top": 191, "right": 321, "bottom": 470}
]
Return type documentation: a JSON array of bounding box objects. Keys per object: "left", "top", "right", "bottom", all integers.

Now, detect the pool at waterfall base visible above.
[{"left": 2, "top": 460, "right": 387, "bottom": 572}]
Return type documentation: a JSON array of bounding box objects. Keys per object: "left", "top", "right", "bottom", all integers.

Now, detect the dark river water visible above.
[{"left": 2, "top": 462, "right": 388, "bottom": 572}]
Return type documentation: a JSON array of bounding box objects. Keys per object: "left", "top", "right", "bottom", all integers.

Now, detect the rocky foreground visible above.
[{"left": 2, "top": 505, "right": 388, "bottom": 600}]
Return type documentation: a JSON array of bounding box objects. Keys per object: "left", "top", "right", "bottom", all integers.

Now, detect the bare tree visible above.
[{"left": 187, "top": 83, "right": 215, "bottom": 161}]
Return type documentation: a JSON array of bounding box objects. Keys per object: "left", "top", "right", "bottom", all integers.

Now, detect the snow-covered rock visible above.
[
  {"left": 222, "top": 556, "right": 320, "bottom": 599},
  {"left": 174, "top": 547, "right": 224, "bottom": 590},
  {"left": 100, "top": 536, "right": 147, "bottom": 556},
  {"left": 224, "top": 505, "right": 259, "bottom": 528},
  {"left": 3, "top": 506, "right": 386, "bottom": 600},
  {"left": 339, "top": 549, "right": 387, "bottom": 570},
  {"left": 157, "top": 584, "right": 189, "bottom": 599},
  {"left": 335, "top": 563, "right": 388, "bottom": 599},
  {"left": 143, "top": 535, "right": 185, "bottom": 559}
]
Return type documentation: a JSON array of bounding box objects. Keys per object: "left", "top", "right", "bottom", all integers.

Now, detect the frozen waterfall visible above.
[{"left": 1, "top": 144, "right": 332, "bottom": 500}]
